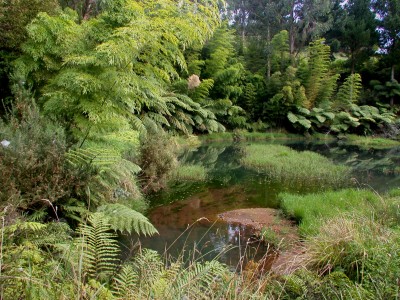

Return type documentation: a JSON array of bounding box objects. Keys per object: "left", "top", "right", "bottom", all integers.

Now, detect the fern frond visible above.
[
  {"left": 97, "top": 204, "right": 158, "bottom": 236},
  {"left": 78, "top": 212, "right": 120, "bottom": 280},
  {"left": 4, "top": 221, "right": 46, "bottom": 234},
  {"left": 112, "top": 264, "right": 138, "bottom": 299}
]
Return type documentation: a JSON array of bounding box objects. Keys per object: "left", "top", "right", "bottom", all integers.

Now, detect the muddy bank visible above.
[
  {"left": 218, "top": 208, "right": 304, "bottom": 274},
  {"left": 218, "top": 208, "right": 297, "bottom": 240}
]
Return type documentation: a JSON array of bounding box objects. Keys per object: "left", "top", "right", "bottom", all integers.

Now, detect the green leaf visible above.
[{"left": 288, "top": 112, "right": 299, "bottom": 123}]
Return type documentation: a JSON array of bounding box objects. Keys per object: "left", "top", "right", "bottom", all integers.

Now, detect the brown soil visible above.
[{"left": 218, "top": 208, "right": 305, "bottom": 275}]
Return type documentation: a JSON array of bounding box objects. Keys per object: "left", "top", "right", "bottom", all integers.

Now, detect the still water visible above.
[{"left": 132, "top": 140, "right": 400, "bottom": 268}]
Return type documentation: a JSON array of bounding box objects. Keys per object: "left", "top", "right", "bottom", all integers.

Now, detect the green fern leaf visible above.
[{"left": 97, "top": 204, "right": 158, "bottom": 236}]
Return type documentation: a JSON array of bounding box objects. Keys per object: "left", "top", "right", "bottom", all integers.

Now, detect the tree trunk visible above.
[
  {"left": 289, "top": 0, "right": 296, "bottom": 63},
  {"left": 83, "top": 0, "right": 96, "bottom": 20},
  {"left": 390, "top": 64, "right": 395, "bottom": 106},
  {"left": 266, "top": 26, "right": 271, "bottom": 79}
]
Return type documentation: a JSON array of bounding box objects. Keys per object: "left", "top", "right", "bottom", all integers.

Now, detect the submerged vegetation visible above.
[{"left": 241, "top": 144, "right": 350, "bottom": 188}]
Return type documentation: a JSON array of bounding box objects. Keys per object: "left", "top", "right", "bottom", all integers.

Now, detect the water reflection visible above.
[{"left": 131, "top": 140, "right": 400, "bottom": 268}]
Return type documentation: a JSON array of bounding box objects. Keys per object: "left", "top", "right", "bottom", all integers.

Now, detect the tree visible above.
[
  {"left": 372, "top": 0, "right": 400, "bottom": 105},
  {"left": 0, "top": 0, "right": 60, "bottom": 103},
  {"left": 15, "top": 0, "right": 222, "bottom": 145},
  {"left": 338, "top": 0, "right": 378, "bottom": 73}
]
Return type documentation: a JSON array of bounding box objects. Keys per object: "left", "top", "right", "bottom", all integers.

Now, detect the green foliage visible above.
[
  {"left": 110, "top": 249, "right": 228, "bottom": 299},
  {"left": 66, "top": 147, "right": 145, "bottom": 212},
  {"left": 0, "top": 0, "right": 60, "bottom": 51},
  {"left": 274, "top": 269, "right": 372, "bottom": 299},
  {"left": 269, "top": 30, "right": 291, "bottom": 74},
  {"left": 371, "top": 79, "right": 400, "bottom": 104},
  {"left": 343, "top": 134, "right": 400, "bottom": 149},
  {"left": 15, "top": 0, "right": 222, "bottom": 144},
  {"left": 241, "top": 144, "right": 350, "bottom": 188},
  {"left": 97, "top": 204, "right": 157, "bottom": 235},
  {"left": 300, "top": 39, "right": 340, "bottom": 109},
  {"left": 334, "top": 73, "right": 363, "bottom": 109},
  {"left": 0, "top": 94, "right": 83, "bottom": 219},
  {"left": 78, "top": 212, "right": 120, "bottom": 281},
  {"left": 182, "top": 23, "right": 248, "bottom": 129},
  {"left": 138, "top": 131, "right": 179, "bottom": 193}
]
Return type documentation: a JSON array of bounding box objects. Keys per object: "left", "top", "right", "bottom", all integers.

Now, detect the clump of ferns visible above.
[{"left": 111, "top": 249, "right": 230, "bottom": 300}]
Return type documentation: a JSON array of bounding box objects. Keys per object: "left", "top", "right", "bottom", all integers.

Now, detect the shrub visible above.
[
  {"left": 138, "top": 131, "right": 179, "bottom": 193},
  {"left": 0, "top": 98, "right": 83, "bottom": 221}
]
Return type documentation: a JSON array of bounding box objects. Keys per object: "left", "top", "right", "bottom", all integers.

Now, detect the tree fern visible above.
[
  {"left": 335, "top": 73, "right": 363, "bottom": 109},
  {"left": 170, "top": 260, "right": 228, "bottom": 299},
  {"left": 112, "top": 264, "right": 138, "bottom": 299},
  {"left": 66, "top": 147, "right": 143, "bottom": 210},
  {"left": 16, "top": 0, "right": 221, "bottom": 143},
  {"left": 300, "top": 39, "right": 339, "bottom": 109}
]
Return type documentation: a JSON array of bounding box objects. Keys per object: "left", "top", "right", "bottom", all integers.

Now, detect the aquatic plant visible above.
[{"left": 241, "top": 144, "right": 350, "bottom": 188}]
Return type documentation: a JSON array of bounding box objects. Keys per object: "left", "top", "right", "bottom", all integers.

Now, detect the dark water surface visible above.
[{"left": 129, "top": 140, "right": 400, "bottom": 268}]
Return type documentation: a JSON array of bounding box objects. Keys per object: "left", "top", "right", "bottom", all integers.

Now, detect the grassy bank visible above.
[
  {"left": 198, "top": 131, "right": 304, "bottom": 142},
  {"left": 240, "top": 144, "right": 350, "bottom": 188},
  {"left": 342, "top": 134, "right": 400, "bottom": 149},
  {"left": 278, "top": 189, "right": 400, "bottom": 299},
  {"left": 280, "top": 189, "right": 380, "bottom": 235}
]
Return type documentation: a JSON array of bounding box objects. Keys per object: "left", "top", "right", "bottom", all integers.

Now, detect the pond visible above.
[{"left": 131, "top": 140, "right": 400, "bottom": 270}]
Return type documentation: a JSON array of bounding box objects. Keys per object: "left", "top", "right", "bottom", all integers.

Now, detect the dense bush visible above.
[
  {"left": 0, "top": 97, "right": 84, "bottom": 222},
  {"left": 138, "top": 131, "right": 179, "bottom": 193}
]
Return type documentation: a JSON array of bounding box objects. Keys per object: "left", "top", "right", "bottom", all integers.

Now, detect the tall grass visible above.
[
  {"left": 241, "top": 144, "right": 350, "bottom": 188},
  {"left": 279, "top": 189, "right": 400, "bottom": 299},
  {"left": 198, "top": 131, "right": 304, "bottom": 142}
]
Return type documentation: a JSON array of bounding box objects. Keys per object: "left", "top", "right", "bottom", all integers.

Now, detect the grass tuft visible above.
[
  {"left": 171, "top": 164, "right": 208, "bottom": 181},
  {"left": 241, "top": 144, "right": 350, "bottom": 188}
]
